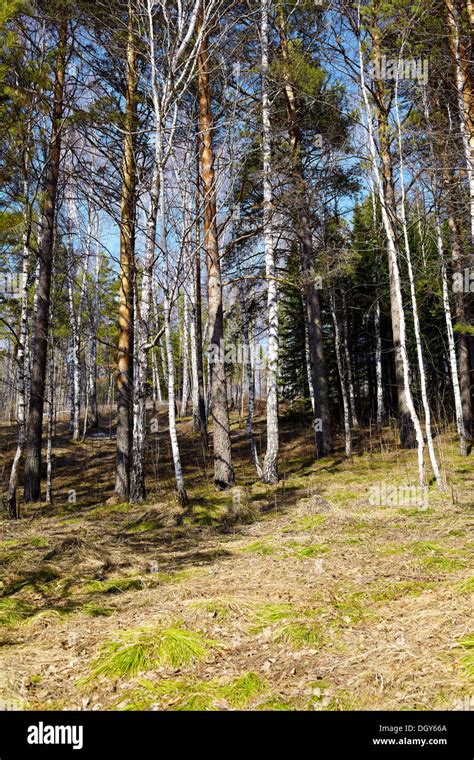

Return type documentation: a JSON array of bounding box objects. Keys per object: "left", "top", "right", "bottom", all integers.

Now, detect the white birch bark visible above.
[
  {"left": 303, "top": 305, "right": 316, "bottom": 414},
  {"left": 261, "top": 0, "right": 279, "bottom": 483},
  {"left": 435, "top": 210, "right": 467, "bottom": 456},
  {"left": 423, "top": 89, "right": 468, "bottom": 457},
  {"left": 370, "top": 183, "right": 384, "bottom": 426},
  {"left": 445, "top": 0, "right": 474, "bottom": 244},
  {"left": 240, "top": 284, "right": 262, "bottom": 477},
  {"left": 394, "top": 87, "right": 443, "bottom": 489},
  {"left": 341, "top": 286, "right": 358, "bottom": 428},
  {"left": 357, "top": 25, "right": 425, "bottom": 485},
  {"left": 6, "top": 176, "right": 31, "bottom": 518},
  {"left": 330, "top": 286, "right": 351, "bottom": 458},
  {"left": 180, "top": 293, "right": 191, "bottom": 417},
  {"left": 189, "top": 263, "right": 200, "bottom": 425}
]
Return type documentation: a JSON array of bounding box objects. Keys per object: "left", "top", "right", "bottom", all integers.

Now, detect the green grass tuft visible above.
[
  {"left": 242, "top": 540, "right": 275, "bottom": 555},
  {"left": 0, "top": 598, "right": 35, "bottom": 627},
  {"left": 122, "top": 671, "right": 269, "bottom": 711},
  {"left": 193, "top": 598, "right": 251, "bottom": 621},
  {"left": 274, "top": 620, "right": 323, "bottom": 648},
  {"left": 87, "top": 625, "right": 217, "bottom": 680},
  {"left": 456, "top": 577, "right": 474, "bottom": 593},
  {"left": 82, "top": 603, "right": 115, "bottom": 618},
  {"left": 86, "top": 577, "right": 144, "bottom": 594},
  {"left": 458, "top": 635, "right": 474, "bottom": 678},
  {"left": 252, "top": 603, "right": 295, "bottom": 626}
]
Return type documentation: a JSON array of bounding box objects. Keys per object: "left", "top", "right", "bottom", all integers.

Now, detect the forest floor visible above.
[{"left": 0, "top": 405, "right": 473, "bottom": 711}]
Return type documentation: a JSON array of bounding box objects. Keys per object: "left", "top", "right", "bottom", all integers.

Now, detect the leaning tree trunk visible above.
[
  {"left": 115, "top": 0, "right": 138, "bottom": 500},
  {"left": 23, "top": 19, "right": 67, "bottom": 503},
  {"left": 394, "top": 88, "right": 443, "bottom": 488},
  {"left": 261, "top": 0, "right": 279, "bottom": 483},
  {"left": 198, "top": 5, "right": 234, "bottom": 489},
  {"left": 370, "top": 22, "right": 416, "bottom": 449},
  {"left": 359, "top": 24, "right": 424, "bottom": 483}
]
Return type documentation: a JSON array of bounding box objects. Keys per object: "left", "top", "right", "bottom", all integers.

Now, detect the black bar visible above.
[{"left": 0, "top": 711, "right": 471, "bottom": 758}]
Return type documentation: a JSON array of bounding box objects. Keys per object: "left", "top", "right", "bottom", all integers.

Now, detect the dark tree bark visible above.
[
  {"left": 115, "top": 0, "right": 138, "bottom": 500},
  {"left": 23, "top": 19, "right": 67, "bottom": 502},
  {"left": 198, "top": 2, "right": 234, "bottom": 489}
]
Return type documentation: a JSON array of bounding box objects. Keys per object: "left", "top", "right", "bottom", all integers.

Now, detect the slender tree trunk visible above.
[
  {"left": 198, "top": 4, "right": 234, "bottom": 489},
  {"left": 277, "top": 4, "right": 331, "bottom": 456},
  {"left": 6, "top": 158, "right": 31, "bottom": 518},
  {"left": 180, "top": 294, "right": 191, "bottom": 417},
  {"left": 394, "top": 88, "right": 443, "bottom": 488},
  {"left": 369, "top": 22, "right": 416, "bottom": 448},
  {"left": 303, "top": 302, "right": 316, "bottom": 414},
  {"left": 240, "top": 285, "right": 262, "bottom": 477},
  {"left": 23, "top": 19, "right": 67, "bottom": 502},
  {"left": 115, "top": 0, "right": 138, "bottom": 500},
  {"left": 358, "top": 23, "right": 423, "bottom": 481},
  {"left": 435, "top": 208, "right": 468, "bottom": 456},
  {"left": 192, "top": 115, "right": 208, "bottom": 447},
  {"left": 89, "top": 211, "right": 101, "bottom": 428},
  {"left": 330, "top": 286, "right": 351, "bottom": 458},
  {"left": 46, "top": 322, "right": 54, "bottom": 505},
  {"left": 423, "top": 89, "right": 469, "bottom": 456},
  {"left": 261, "top": 0, "right": 279, "bottom": 483},
  {"left": 341, "top": 286, "right": 358, "bottom": 429},
  {"left": 444, "top": 174, "right": 472, "bottom": 437},
  {"left": 129, "top": 143, "right": 160, "bottom": 503},
  {"left": 445, "top": 0, "right": 474, "bottom": 244},
  {"left": 369, "top": 186, "right": 385, "bottom": 425}
]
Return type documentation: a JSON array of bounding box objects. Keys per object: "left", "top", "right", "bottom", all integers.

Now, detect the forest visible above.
[{"left": 0, "top": 0, "right": 473, "bottom": 714}]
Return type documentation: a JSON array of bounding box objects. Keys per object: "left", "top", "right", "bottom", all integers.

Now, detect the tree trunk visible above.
[
  {"left": 370, "top": 23, "right": 416, "bottom": 449},
  {"left": 129, "top": 149, "right": 159, "bottom": 503},
  {"left": 240, "top": 285, "right": 262, "bottom": 477},
  {"left": 23, "top": 19, "right": 67, "bottom": 503},
  {"left": 6, "top": 157, "right": 31, "bottom": 518},
  {"left": 192, "top": 116, "right": 208, "bottom": 447},
  {"left": 277, "top": 4, "right": 331, "bottom": 456},
  {"left": 341, "top": 287, "right": 358, "bottom": 429},
  {"left": 180, "top": 294, "right": 191, "bottom": 417},
  {"left": 369, "top": 185, "right": 385, "bottom": 425},
  {"left": 261, "top": 0, "right": 279, "bottom": 483},
  {"left": 88, "top": 211, "right": 101, "bottom": 428},
  {"left": 198, "top": 4, "right": 234, "bottom": 489},
  {"left": 443, "top": 171, "right": 472, "bottom": 437},
  {"left": 330, "top": 286, "right": 351, "bottom": 458},
  {"left": 445, "top": 0, "right": 474, "bottom": 244},
  {"left": 115, "top": 0, "right": 138, "bottom": 500}
]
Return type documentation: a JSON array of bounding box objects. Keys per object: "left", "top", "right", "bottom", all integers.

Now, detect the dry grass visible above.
[{"left": 0, "top": 409, "right": 473, "bottom": 711}]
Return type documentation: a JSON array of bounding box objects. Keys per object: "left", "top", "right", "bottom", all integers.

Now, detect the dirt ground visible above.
[{"left": 0, "top": 407, "right": 473, "bottom": 711}]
